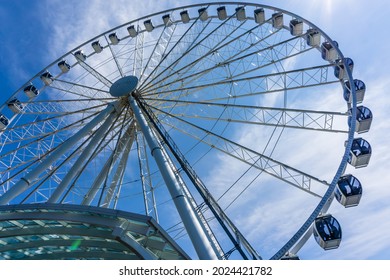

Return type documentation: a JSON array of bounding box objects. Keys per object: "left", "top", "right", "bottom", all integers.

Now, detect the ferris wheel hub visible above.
[{"left": 109, "top": 75, "right": 139, "bottom": 97}]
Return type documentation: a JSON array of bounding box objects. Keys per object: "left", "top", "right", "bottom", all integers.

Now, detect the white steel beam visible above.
[
  {"left": 0, "top": 102, "right": 120, "bottom": 205},
  {"left": 128, "top": 94, "right": 218, "bottom": 260}
]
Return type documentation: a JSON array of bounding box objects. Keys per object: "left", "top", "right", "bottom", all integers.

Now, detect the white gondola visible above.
[
  {"left": 162, "top": 14, "right": 172, "bottom": 26},
  {"left": 217, "top": 6, "right": 227, "bottom": 20},
  {"left": 92, "top": 41, "right": 103, "bottom": 53},
  {"left": 313, "top": 214, "right": 342, "bottom": 250},
  {"left": 254, "top": 8, "right": 265, "bottom": 24},
  {"left": 235, "top": 6, "right": 246, "bottom": 21},
  {"left": 7, "top": 98, "right": 24, "bottom": 114},
  {"left": 24, "top": 84, "right": 39, "bottom": 98},
  {"left": 0, "top": 114, "right": 9, "bottom": 130},
  {"left": 127, "top": 25, "right": 138, "bottom": 37},
  {"left": 321, "top": 41, "right": 338, "bottom": 61},
  {"left": 144, "top": 20, "right": 154, "bottom": 32},
  {"left": 58, "top": 60, "right": 70, "bottom": 73},
  {"left": 289, "top": 19, "right": 303, "bottom": 36},
  {"left": 198, "top": 8, "right": 208, "bottom": 21},
  {"left": 74, "top": 50, "right": 86, "bottom": 62},
  {"left": 343, "top": 79, "right": 366, "bottom": 104},
  {"left": 349, "top": 106, "right": 372, "bottom": 133},
  {"left": 335, "top": 174, "right": 362, "bottom": 207},
  {"left": 40, "top": 71, "right": 53, "bottom": 86},
  {"left": 180, "top": 10, "right": 190, "bottom": 23},
  {"left": 306, "top": 28, "right": 320, "bottom": 47},
  {"left": 109, "top": 33, "right": 120, "bottom": 45},
  {"left": 272, "top": 12, "right": 283, "bottom": 29},
  {"left": 334, "top": 57, "right": 354, "bottom": 80},
  {"left": 347, "top": 138, "right": 372, "bottom": 168}
]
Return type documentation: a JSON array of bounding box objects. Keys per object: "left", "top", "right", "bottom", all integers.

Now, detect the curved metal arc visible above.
[{"left": 270, "top": 64, "right": 357, "bottom": 260}]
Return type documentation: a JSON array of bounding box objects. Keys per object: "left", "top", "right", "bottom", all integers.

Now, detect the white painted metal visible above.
[
  {"left": 0, "top": 101, "right": 119, "bottom": 205},
  {"left": 128, "top": 94, "right": 218, "bottom": 260}
]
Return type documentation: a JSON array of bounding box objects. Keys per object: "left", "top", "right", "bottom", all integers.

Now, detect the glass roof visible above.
[{"left": 0, "top": 204, "right": 189, "bottom": 260}]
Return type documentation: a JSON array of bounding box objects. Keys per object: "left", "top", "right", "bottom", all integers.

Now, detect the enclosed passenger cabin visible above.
[
  {"left": 144, "top": 20, "right": 154, "bottom": 32},
  {"left": 0, "top": 114, "right": 9, "bottom": 130},
  {"left": 254, "top": 8, "right": 265, "bottom": 24},
  {"left": 217, "top": 6, "right": 227, "bottom": 20},
  {"left": 162, "top": 14, "right": 172, "bottom": 26},
  {"left": 348, "top": 138, "right": 372, "bottom": 168},
  {"left": 109, "top": 33, "right": 120, "bottom": 45},
  {"left": 313, "top": 214, "right": 342, "bottom": 250},
  {"left": 289, "top": 19, "right": 303, "bottom": 36},
  {"left": 272, "top": 12, "right": 283, "bottom": 29},
  {"left": 7, "top": 98, "right": 24, "bottom": 114},
  {"left": 349, "top": 106, "right": 373, "bottom": 133},
  {"left": 127, "top": 25, "right": 138, "bottom": 37},
  {"left": 40, "top": 71, "right": 53, "bottom": 86},
  {"left": 198, "top": 8, "right": 208, "bottom": 21},
  {"left": 92, "top": 41, "right": 103, "bottom": 53},
  {"left": 321, "top": 41, "right": 338, "bottom": 61},
  {"left": 235, "top": 6, "right": 246, "bottom": 21},
  {"left": 335, "top": 174, "right": 362, "bottom": 207},
  {"left": 334, "top": 57, "right": 354, "bottom": 80},
  {"left": 24, "top": 84, "right": 39, "bottom": 98},
  {"left": 306, "top": 29, "right": 321, "bottom": 47},
  {"left": 343, "top": 79, "right": 366, "bottom": 104},
  {"left": 180, "top": 10, "right": 190, "bottom": 23},
  {"left": 74, "top": 50, "right": 87, "bottom": 62},
  {"left": 58, "top": 60, "right": 71, "bottom": 73}
]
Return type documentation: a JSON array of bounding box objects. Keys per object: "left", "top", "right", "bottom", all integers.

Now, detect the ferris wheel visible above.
[{"left": 0, "top": 2, "right": 372, "bottom": 260}]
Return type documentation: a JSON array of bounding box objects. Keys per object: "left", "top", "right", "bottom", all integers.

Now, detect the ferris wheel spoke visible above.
[
  {"left": 137, "top": 7, "right": 216, "bottom": 90},
  {"left": 147, "top": 99, "right": 348, "bottom": 133},
  {"left": 0, "top": 105, "right": 105, "bottom": 150},
  {"left": 104, "top": 36, "right": 125, "bottom": 78},
  {"left": 57, "top": 118, "right": 134, "bottom": 205},
  {"left": 138, "top": 23, "right": 178, "bottom": 86},
  {"left": 50, "top": 79, "right": 111, "bottom": 100},
  {"left": 139, "top": 11, "right": 253, "bottom": 91},
  {"left": 20, "top": 127, "right": 102, "bottom": 204},
  {"left": 140, "top": 18, "right": 276, "bottom": 93},
  {"left": 91, "top": 116, "right": 135, "bottom": 208},
  {"left": 150, "top": 105, "right": 326, "bottom": 198},
  {"left": 74, "top": 58, "right": 113, "bottom": 88},
  {"left": 1, "top": 114, "right": 128, "bottom": 195},
  {"left": 142, "top": 33, "right": 306, "bottom": 95},
  {"left": 20, "top": 101, "right": 107, "bottom": 117},
  {"left": 0, "top": 102, "right": 120, "bottom": 205},
  {"left": 101, "top": 125, "right": 134, "bottom": 209},
  {"left": 141, "top": 25, "right": 285, "bottom": 94},
  {"left": 135, "top": 130, "right": 159, "bottom": 221},
  {"left": 48, "top": 105, "right": 127, "bottom": 203},
  {"left": 82, "top": 122, "right": 136, "bottom": 206},
  {"left": 142, "top": 64, "right": 336, "bottom": 100}
]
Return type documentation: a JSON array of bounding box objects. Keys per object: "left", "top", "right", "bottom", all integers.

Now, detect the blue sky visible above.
[{"left": 0, "top": 0, "right": 389, "bottom": 260}]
